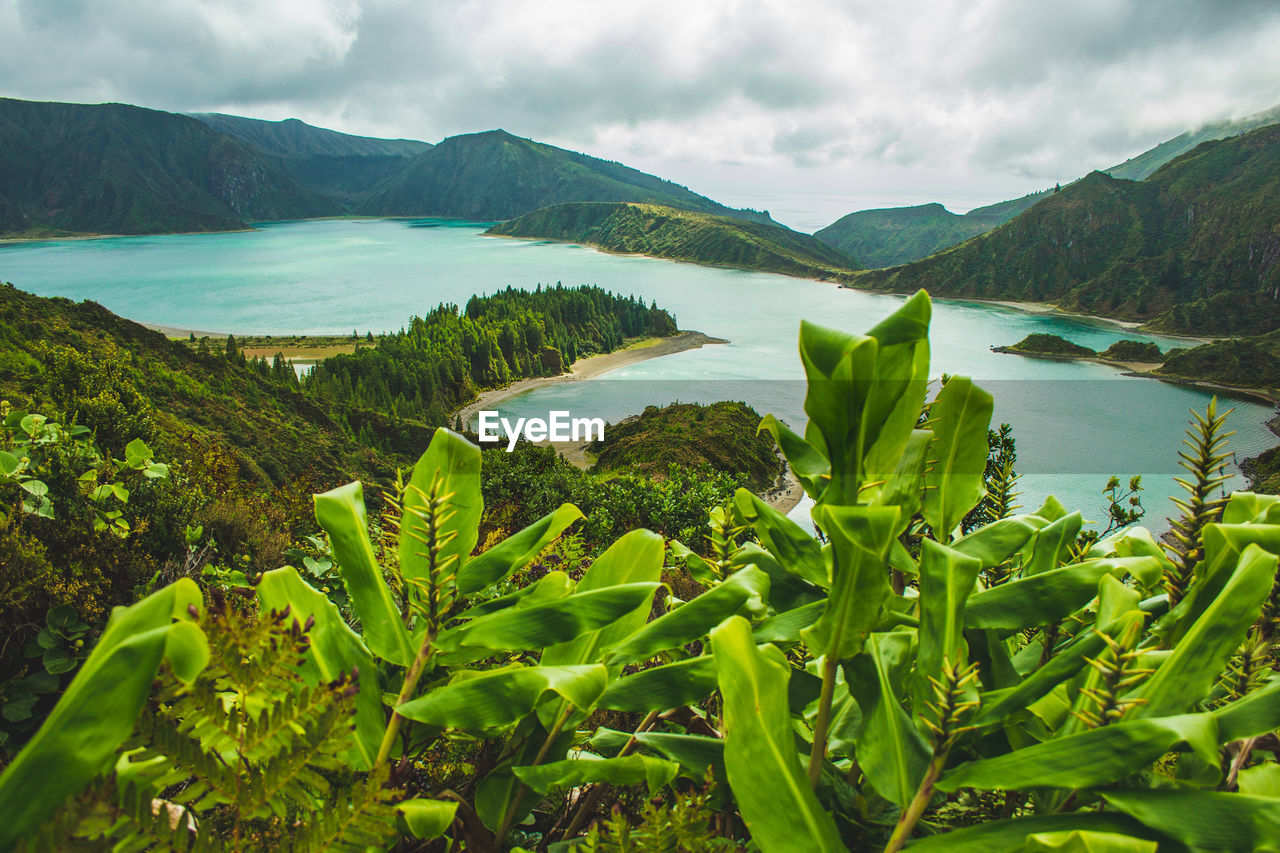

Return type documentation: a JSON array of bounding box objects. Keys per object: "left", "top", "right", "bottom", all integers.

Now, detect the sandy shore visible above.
[
  {"left": 453, "top": 330, "right": 726, "bottom": 426},
  {"left": 942, "top": 297, "right": 1216, "bottom": 344},
  {"left": 762, "top": 463, "right": 804, "bottom": 514}
]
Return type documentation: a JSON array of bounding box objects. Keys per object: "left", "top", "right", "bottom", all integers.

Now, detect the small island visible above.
[{"left": 991, "top": 333, "right": 1098, "bottom": 358}]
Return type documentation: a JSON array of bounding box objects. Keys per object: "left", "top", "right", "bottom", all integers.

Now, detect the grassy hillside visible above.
[
  {"left": 192, "top": 113, "right": 432, "bottom": 203},
  {"left": 815, "top": 194, "right": 1048, "bottom": 268},
  {"left": 358, "top": 130, "right": 775, "bottom": 224},
  {"left": 488, "top": 201, "right": 860, "bottom": 279},
  {"left": 848, "top": 123, "right": 1280, "bottom": 335},
  {"left": 588, "top": 401, "right": 784, "bottom": 491},
  {"left": 0, "top": 99, "right": 339, "bottom": 238},
  {"left": 1155, "top": 332, "right": 1280, "bottom": 390}
]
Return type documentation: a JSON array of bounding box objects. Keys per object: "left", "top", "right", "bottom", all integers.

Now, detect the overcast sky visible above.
[{"left": 3, "top": 0, "right": 1277, "bottom": 229}]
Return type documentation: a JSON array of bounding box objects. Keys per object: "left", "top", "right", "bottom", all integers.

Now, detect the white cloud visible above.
[{"left": 1, "top": 0, "right": 1277, "bottom": 225}]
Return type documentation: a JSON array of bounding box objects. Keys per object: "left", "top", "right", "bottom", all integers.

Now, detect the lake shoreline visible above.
[{"left": 452, "top": 330, "right": 727, "bottom": 427}]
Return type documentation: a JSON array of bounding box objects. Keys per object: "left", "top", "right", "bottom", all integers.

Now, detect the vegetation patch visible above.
[
  {"left": 589, "top": 401, "right": 784, "bottom": 492},
  {"left": 993, "top": 332, "right": 1096, "bottom": 358},
  {"left": 1099, "top": 339, "right": 1164, "bottom": 361}
]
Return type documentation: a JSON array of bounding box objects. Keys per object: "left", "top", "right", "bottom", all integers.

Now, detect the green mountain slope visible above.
[
  {"left": 1106, "top": 101, "right": 1280, "bottom": 181},
  {"left": 818, "top": 101, "right": 1280, "bottom": 269},
  {"left": 359, "top": 130, "right": 775, "bottom": 224},
  {"left": 191, "top": 113, "right": 433, "bottom": 203},
  {"left": 487, "top": 202, "right": 860, "bottom": 279},
  {"left": 191, "top": 113, "right": 431, "bottom": 159},
  {"left": 0, "top": 99, "right": 339, "bottom": 238},
  {"left": 814, "top": 194, "right": 1049, "bottom": 268},
  {"left": 848, "top": 123, "right": 1280, "bottom": 335}
]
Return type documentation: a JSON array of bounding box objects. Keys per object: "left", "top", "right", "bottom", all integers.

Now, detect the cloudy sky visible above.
[{"left": 2, "top": 0, "right": 1277, "bottom": 229}]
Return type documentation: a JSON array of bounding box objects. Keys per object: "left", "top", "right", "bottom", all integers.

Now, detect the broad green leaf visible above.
[
  {"left": 951, "top": 514, "right": 1048, "bottom": 567},
  {"left": 256, "top": 567, "right": 382, "bottom": 769},
  {"left": 1022, "top": 512, "right": 1084, "bottom": 576},
  {"left": 397, "top": 798, "right": 458, "bottom": 840},
  {"left": 1101, "top": 789, "right": 1280, "bottom": 851},
  {"left": 846, "top": 631, "right": 930, "bottom": 805},
  {"left": 710, "top": 616, "right": 843, "bottom": 852},
  {"left": 937, "top": 712, "right": 1220, "bottom": 793},
  {"left": 922, "top": 376, "right": 993, "bottom": 542},
  {"left": 963, "top": 557, "right": 1162, "bottom": 631},
  {"left": 598, "top": 656, "right": 718, "bottom": 712},
  {"left": 1132, "top": 543, "right": 1277, "bottom": 719},
  {"left": 758, "top": 414, "right": 828, "bottom": 500},
  {"left": 1215, "top": 678, "right": 1280, "bottom": 742},
  {"left": 512, "top": 755, "right": 678, "bottom": 797},
  {"left": 861, "top": 293, "right": 932, "bottom": 499},
  {"left": 606, "top": 565, "right": 770, "bottom": 665},
  {"left": 634, "top": 732, "right": 725, "bottom": 779},
  {"left": 735, "top": 488, "right": 826, "bottom": 587},
  {"left": 397, "top": 664, "right": 607, "bottom": 731},
  {"left": 872, "top": 428, "right": 933, "bottom": 530},
  {"left": 1024, "top": 830, "right": 1157, "bottom": 853},
  {"left": 802, "top": 505, "right": 899, "bottom": 660},
  {"left": 914, "top": 538, "right": 983, "bottom": 710},
  {"left": 730, "top": 542, "right": 825, "bottom": 613},
  {"left": 400, "top": 428, "right": 482, "bottom": 587},
  {"left": 1238, "top": 763, "right": 1280, "bottom": 798},
  {"left": 0, "top": 449, "right": 21, "bottom": 477},
  {"left": 456, "top": 503, "right": 584, "bottom": 594},
  {"left": 0, "top": 580, "right": 204, "bottom": 848},
  {"left": 753, "top": 599, "right": 827, "bottom": 643},
  {"left": 123, "top": 438, "right": 153, "bottom": 467},
  {"left": 451, "top": 570, "right": 573, "bottom": 620},
  {"left": 475, "top": 715, "right": 573, "bottom": 832},
  {"left": 1222, "top": 491, "right": 1280, "bottom": 525},
  {"left": 798, "top": 319, "right": 879, "bottom": 505},
  {"left": 314, "top": 480, "right": 415, "bottom": 667},
  {"left": 435, "top": 582, "right": 660, "bottom": 663},
  {"left": 905, "top": 814, "right": 1160, "bottom": 852}
]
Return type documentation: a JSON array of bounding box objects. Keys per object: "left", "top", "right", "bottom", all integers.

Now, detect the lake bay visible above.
[{"left": 3, "top": 218, "right": 1274, "bottom": 527}]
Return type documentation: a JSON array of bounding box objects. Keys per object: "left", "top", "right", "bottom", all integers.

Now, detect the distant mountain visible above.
[
  {"left": 848, "top": 123, "right": 1280, "bottom": 336},
  {"left": 818, "top": 101, "right": 1280, "bottom": 269},
  {"left": 191, "top": 113, "right": 431, "bottom": 159},
  {"left": 1105, "top": 101, "right": 1280, "bottom": 181},
  {"left": 191, "top": 113, "right": 432, "bottom": 203},
  {"left": 487, "top": 202, "right": 859, "bottom": 280},
  {"left": 814, "top": 194, "right": 1048, "bottom": 268},
  {"left": 358, "top": 130, "right": 776, "bottom": 224},
  {"left": 0, "top": 98, "right": 339, "bottom": 238}
]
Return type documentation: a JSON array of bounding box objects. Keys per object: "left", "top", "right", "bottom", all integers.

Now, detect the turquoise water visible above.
[{"left": 3, "top": 218, "right": 1274, "bottom": 528}]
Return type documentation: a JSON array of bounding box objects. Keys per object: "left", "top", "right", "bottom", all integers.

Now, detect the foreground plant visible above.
[{"left": 4, "top": 290, "right": 1280, "bottom": 852}]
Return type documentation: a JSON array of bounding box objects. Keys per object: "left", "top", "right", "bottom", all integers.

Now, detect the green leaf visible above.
[
  {"left": 872, "top": 428, "right": 933, "bottom": 530},
  {"left": 19, "top": 479, "right": 48, "bottom": 498},
  {"left": 905, "top": 815, "right": 1160, "bottom": 852},
  {"left": 0, "top": 449, "right": 21, "bottom": 478},
  {"left": 753, "top": 599, "right": 827, "bottom": 644},
  {"left": 963, "top": 557, "right": 1162, "bottom": 631},
  {"left": 914, "top": 538, "right": 983, "bottom": 709},
  {"left": 710, "top": 616, "right": 843, "bottom": 852},
  {"left": 758, "top": 414, "right": 828, "bottom": 500},
  {"left": 801, "top": 505, "right": 900, "bottom": 661},
  {"left": 1131, "top": 543, "right": 1277, "bottom": 719},
  {"left": 1101, "top": 789, "right": 1280, "bottom": 851},
  {"left": 606, "top": 565, "right": 770, "bottom": 665},
  {"left": 1022, "top": 512, "right": 1084, "bottom": 576},
  {"left": 922, "top": 376, "right": 993, "bottom": 541},
  {"left": 396, "top": 664, "right": 607, "bottom": 731},
  {"left": 0, "top": 579, "right": 204, "bottom": 849},
  {"left": 1238, "top": 763, "right": 1280, "bottom": 798},
  {"left": 634, "top": 732, "right": 725, "bottom": 779},
  {"left": 1215, "top": 678, "right": 1280, "bottom": 742},
  {"left": 400, "top": 428, "right": 482, "bottom": 587},
  {"left": 313, "top": 480, "right": 415, "bottom": 667},
  {"left": 598, "top": 656, "right": 718, "bottom": 712},
  {"left": 256, "top": 567, "right": 382, "bottom": 769},
  {"left": 457, "top": 503, "right": 583, "bottom": 594},
  {"left": 1024, "top": 830, "right": 1158, "bottom": 853},
  {"left": 513, "top": 755, "right": 678, "bottom": 797},
  {"left": 397, "top": 798, "right": 458, "bottom": 840},
  {"left": 845, "top": 631, "right": 930, "bottom": 806},
  {"left": 123, "top": 438, "right": 153, "bottom": 468},
  {"left": 435, "top": 582, "right": 661, "bottom": 663},
  {"left": 951, "top": 514, "right": 1048, "bottom": 567},
  {"left": 937, "top": 712, "right": 1220, "bottom": 793},
  {"left": 735, "top": 487, "right": 826, "bottom": 587}
]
